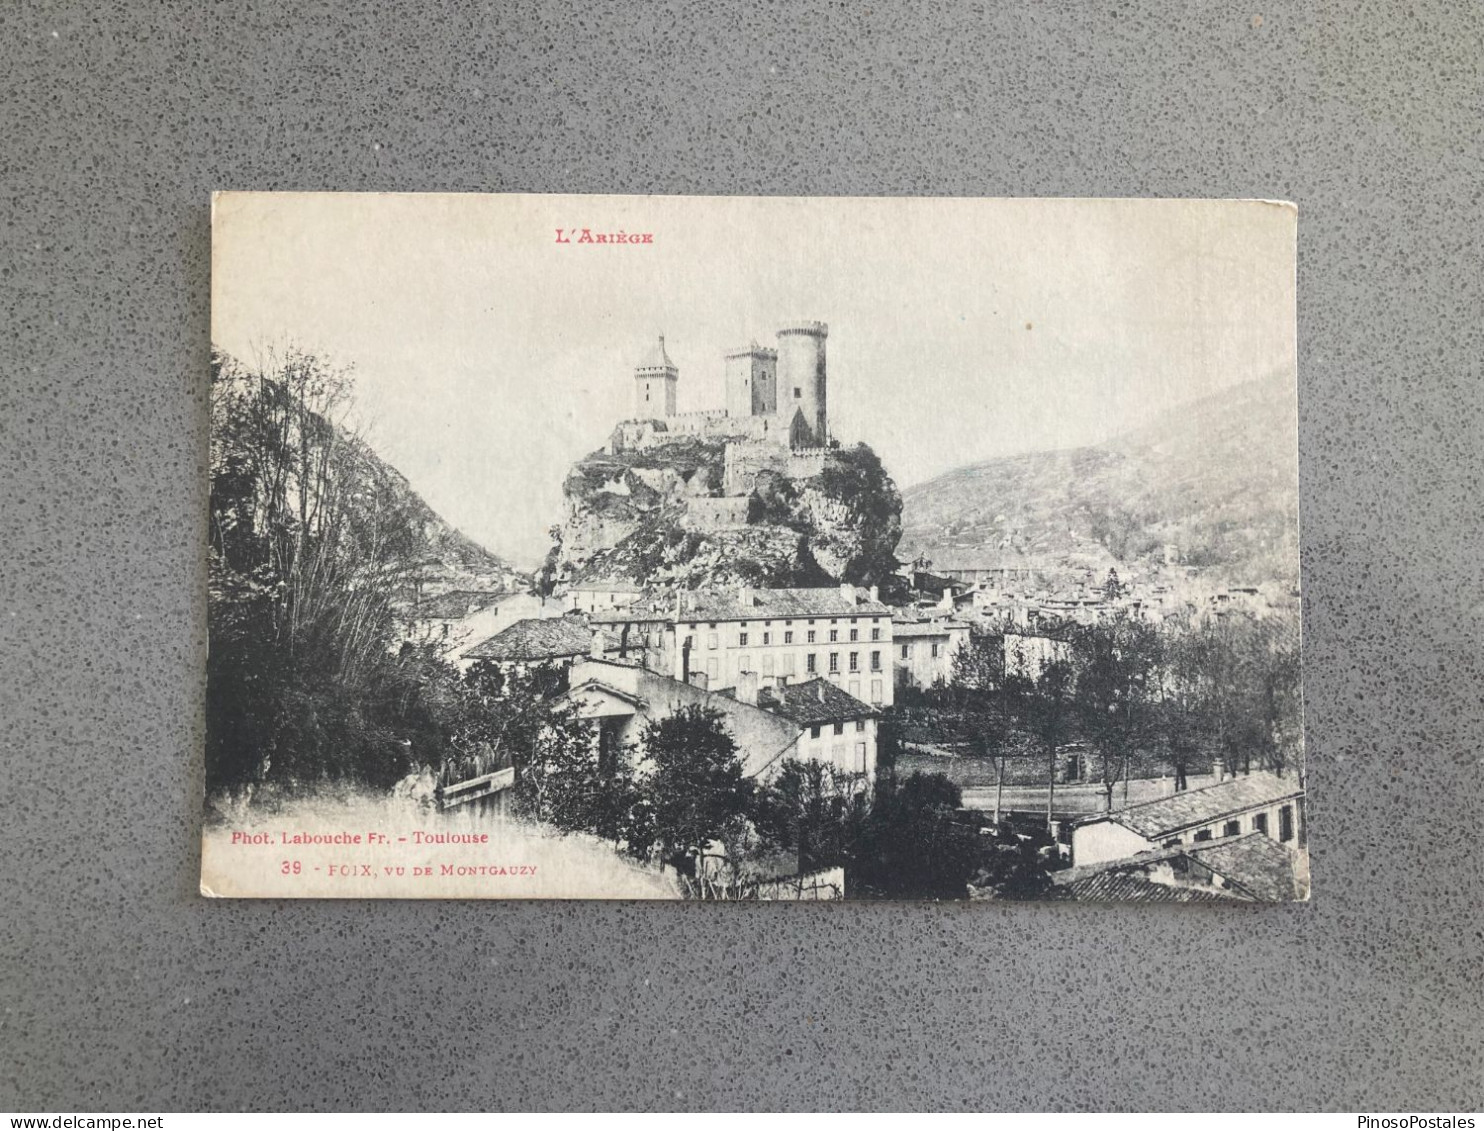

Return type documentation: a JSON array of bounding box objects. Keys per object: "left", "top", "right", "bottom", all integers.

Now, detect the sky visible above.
[{"left": 212, "top": 193, "right": 1296, "bottom": 568}]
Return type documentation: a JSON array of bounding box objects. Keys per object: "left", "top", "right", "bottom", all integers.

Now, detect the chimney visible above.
[
  {"left": 736, "top": 669, "right": 759, "bottom": 706},
  {"left": 589, "top": 628, "right": 607, "bottom": 660},
  {"left": 739, "top": 585, "right": 754, "bottom": 609},
  {"left": 869, "top": 585, "right": 879, "bottom": 603},
  {"left": 815, "top": 683, "right": 826, "bottom": 703},
  {"left": 840, "top": 582, "right": 855, "bottom": 604}
]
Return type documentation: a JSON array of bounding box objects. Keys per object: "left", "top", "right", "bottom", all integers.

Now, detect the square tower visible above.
[{"left": 724, "top": 342, "right": 778, "bottom": 419}]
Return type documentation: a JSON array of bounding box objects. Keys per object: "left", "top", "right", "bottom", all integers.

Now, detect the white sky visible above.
[{"left": 212, "top": 193, "right": 1295, "bottom": 568}]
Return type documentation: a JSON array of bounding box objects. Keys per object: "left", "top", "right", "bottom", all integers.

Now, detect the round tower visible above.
[
  {"left": 775, "top": 321, "right": 828, "bottom": 445},
  {"left": 634, "top": 336, "right": 678, "bottom": 419},
  {"left": 724, "top": 341, "right": 778, "bottom": 419}
]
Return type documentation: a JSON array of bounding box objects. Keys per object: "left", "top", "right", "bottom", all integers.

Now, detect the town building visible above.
[
  {"left": 565, "top": 578, "right": 643, "bottom": 615},
  {"left": 1002, "top": 624, "right": 1076, "bottom": 679},
  {"left": 1070, "top": 770, "right": 1305, "bottom": 869},
  {"left": 1050, "top": 831, "right": 1305, "bottom": 902},
  {"left": 563, "top": 657, "right": 880, "bottom": 783},
  {"left": 458, "top": 615, "right": 614, "bottom": 676},
  {"left": 662, "top": 584, "right": 896, "bottom": 707},
  {"left": 892, "top": 613, "right": 972, "bottom": 690}
]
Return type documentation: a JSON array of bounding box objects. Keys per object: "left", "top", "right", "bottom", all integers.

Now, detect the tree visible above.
[
  {"left": 207, "top": 346, "right": 448, "bottom": 798},
  {"left": 852, "top": 772, "right": 980, "bottom": 899},
  {"left": 1006, "top": 656, "right": 1075, "bottom": 832},
  {"left": 754, "top": 759, "right": 871, "bottom": 874},
  {"left": 635, "top": 705, "right": 755, "bottom": 881},
  {"left": 951, "top": 626, "right": 1005, "bottom": 696},
  {"left": 1102, "top": 568, "right": 1125, "bottom": 602},
  {"left": 1071, "top": 614, "right": 1162, "bottom": 811},
  {"left": 1155, "top": 622, "right": 1207, "bottom": 791},
  {"left": 961, "top": 697, "right": 1015, "bottom": 826}
]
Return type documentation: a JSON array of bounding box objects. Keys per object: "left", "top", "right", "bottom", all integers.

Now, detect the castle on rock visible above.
[{"left": 613, "top": 321, "right": 832, "bottom": 455}]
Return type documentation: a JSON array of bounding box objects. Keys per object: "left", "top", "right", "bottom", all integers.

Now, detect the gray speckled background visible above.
[{"left": 2, "top": 0, "right": 1481, "bottom": 1112}]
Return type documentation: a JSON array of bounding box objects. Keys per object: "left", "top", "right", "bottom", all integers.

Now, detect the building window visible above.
[
  {"left": 810, "top": 725, "right": 821, "bottom": 740},
  {"left": 871, "top": 650, "right": 881, "bottom": 671},
  {"left": 833, "top": 722, "right": 844, "bottom": 736},
  {"left": 1193, "top": 828, "right": 1213, "bottom": 842},
  {"left": 738, "top": 653, "right": 750, "bottom": 672},
  {"left": 806, "top": 653, "right": 817, "bottom": 673},
  {"left": 781, "top": 653, "right": 796, "bottom": 675},
  {"left": 1253, "top": 812, "right": 1269, "bottom": 835},
  {"left": 931, "top": 642, "right": 940, "bottom": 658},
  {"left": 871, "top": 628, "right": 881, "bottom": 641},
  {"left": 829, "top": 653, "right": 839, "bottom": 673},
  {"left": 807, "top": 630, "right": 816, "bottom": 644},
  {"left": 794, "top": 386, "right": 801, "bottom": 398},
  {"left": 706, "top": 658, "right": 719, "bottom": 680},
  {"left": 707, "top": 632, "right": 718, "bottom": 649},
  {"left": 762, "top": 631, "right": 771, "bottom": 645},
  {"left": 738, "top": 631, "right": 749, "bottom": 646},
  {"left": 849, "top": 628, "right": 859, "bottom": 642},
  {"left": 1279, "top": 805, "right": 1294, "bottom": 842},
  {"left": 900, "top": 644, "right": 909, "bottom": 659},
  {"left": 1223, "top": 820, "right": 1240, "bottom": 838},
  {"left": 855, "top": 719, "right": 865, "bottom": 732},
  {"left": 784, "top": 631, "right": 793, "bottom": 644},
  {"left": 849, "top": 652, "right": 859, "bottom": 672},
  {"left": 870, "top": 679, "right": 882, "bottom": 704}
]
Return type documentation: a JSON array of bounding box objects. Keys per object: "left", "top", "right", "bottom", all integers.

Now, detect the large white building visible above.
[
  {"left": 667, "top": 584, "right": 895, "bottom": 707},
  {"left": 1071, "top": 771, "right": 1306, "bottom": 869}
]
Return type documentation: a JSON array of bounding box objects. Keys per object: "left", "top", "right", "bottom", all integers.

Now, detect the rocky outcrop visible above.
[{"left": 540, "top": 430, "right": 903, "bottom": 592}]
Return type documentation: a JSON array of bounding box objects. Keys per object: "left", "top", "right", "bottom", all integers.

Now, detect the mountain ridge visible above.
[{"left": 898, "top": 371, "right": 1299, "bottom": 587}]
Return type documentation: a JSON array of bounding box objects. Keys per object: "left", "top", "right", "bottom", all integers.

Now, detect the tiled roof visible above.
[
  {"left": 1060, "top": 871, "right": 1241, "bottom": 903},
  {"left": 893, "top": 617, "right": 970, "bottom": 638},
  {"left": 1053, "top": 831, "right": 1301, "bottom": 903},
  {"left": 464, "top": 617, "right": 611, "bottom": 663},
  {"left": 756, "top": 678, "right": 877, "bottom": 727},
  {"left": 675, "top": 587, "right": 892, "bottom": 623},
  {"left": 1188, "top": 833, "right": 1302, "bottom": 902},
  {"left": 1091, "top": 772, "right": 1303, "bottom": 839},
  {"left": 412, "top": 590, "right": 502, "bottom": 619}
]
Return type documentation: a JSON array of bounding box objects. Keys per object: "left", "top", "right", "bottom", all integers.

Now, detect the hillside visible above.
[{"left": 899, "top": 372, "right": 1299, "bottom": 587}]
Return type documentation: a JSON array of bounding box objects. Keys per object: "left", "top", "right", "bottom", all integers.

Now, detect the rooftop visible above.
[
  {"left": 636, "top": 336, "right": 676, "bottom": 372},
  {"left": 410, "top": 590, "right": 503, "bottom": 620},
  {"left": 676, "top": 586, "right": 892, "bottom": 623},
  {"left": 464, "top": 617, "right": 612, "bottom": 663},
  {"left": 1188, "top": 833, "right": 1303, "bottom": 901},
  {"left": 1054, "top": 831, "right": 1299, "bottom": 902},
  {"left": 1084, "top": 771, "right": 1303, "bottom": 839},
  {"left": 1058, "top": 870, "right": 1240, "bottom": 903},
  {"left": 892, "top": 617, "right": 971, "bottom": 638},
  {"left": 756, "top": 678, "right": 878, "bottom": 728}
]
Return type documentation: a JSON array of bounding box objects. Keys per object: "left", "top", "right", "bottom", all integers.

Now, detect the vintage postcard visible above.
[{"left": 203, "top": 193, "right": 1305, "bottom": 901}]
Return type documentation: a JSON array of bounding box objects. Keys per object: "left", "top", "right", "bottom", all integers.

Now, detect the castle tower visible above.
[
  {"left": 724, "top": 341, "right": 778, "bottom": 419},
  {"left": 634, "top": 336, "right": 678, "bottom": 419},
  {"left": 775, "top": 321, "right": 828, "bottom": 445}
]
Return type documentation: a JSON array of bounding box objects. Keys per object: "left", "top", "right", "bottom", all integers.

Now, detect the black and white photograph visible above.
[{"left": 203, "top": 192, "right": 1304, "bottom": 902}]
